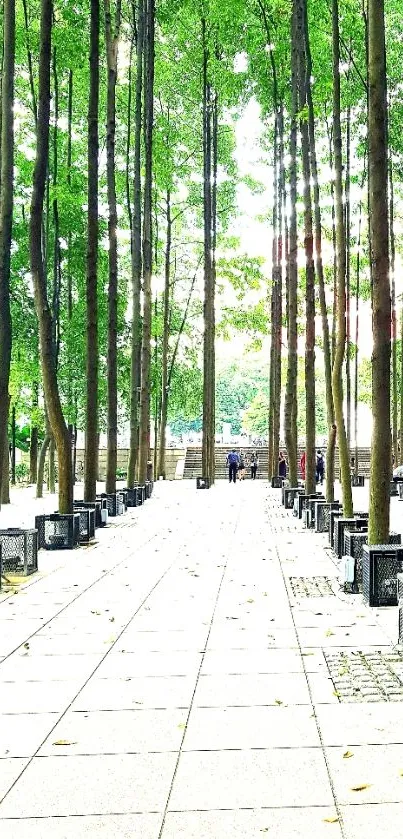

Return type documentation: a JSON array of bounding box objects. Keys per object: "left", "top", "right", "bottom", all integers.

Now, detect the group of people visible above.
[
  {"left": 299, "top": 450, "right": 325, "bottom": 484},
  {"left": 226, "top": 450, "right": 259, "bottom": 483}
]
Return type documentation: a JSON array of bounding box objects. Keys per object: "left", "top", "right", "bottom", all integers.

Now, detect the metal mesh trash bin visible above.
[
  {"left": 0, "top": 529, "right": 38, "bottom": 575},
  {"left": 74, "top": 500, "right": 102, "bottom": 529},
  {"left": 35, "top": 514, "right": 80, "bottom": 550},
  {"left": 74, "top": 509, "right": 96, "bottom": 543},
  {"left": 363, "top": 545, "right": 403, "bottom": 606}
]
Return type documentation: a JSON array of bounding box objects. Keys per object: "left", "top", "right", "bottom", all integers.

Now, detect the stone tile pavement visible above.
[{"left": 1, "top": 480, "right": 403, "bottom": 837}]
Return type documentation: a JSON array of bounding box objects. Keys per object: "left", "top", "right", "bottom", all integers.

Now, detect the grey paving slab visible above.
[
  {"left": 38, "top": 708, "right": 187, "bottom": 755},
  {"left": 114, "top": 628, "right": 209, "bottom": 652},
  {"left": 0, "top": 712, "right": 59, "bottom": 757},
  {"left": 73, "top": 675, "right": 195, "bottom": 711},
  {"left": 201, "top": 647, "right": 304, "bottom": 674},
  {"left": 0, "top": 814, "right": 162, "bottom": 839},
  {"left": 316, "top": 702, "right": 403, "bottom": 745},
  {"left": 182, "top": 705, "right": 321, "bottom": 749},
  {"left": 162, "top": 808, "right": 343, "bottom": 838},
  {"left": 0, "top": 680, "right": 83, "bottom": 714},
  {"left": 0, "top": 759, "right": 29, "bottom": 800},
  {"left": 326, "top": 744, "right": 403, "bottom": 804},
  {"left": 206, "top": 626, "right": 298, "bottom": 649},
  {"left": 169, "top": 749, "right": 333, "bottom": 810},
  {"left": 193, "top": 672, "right": 311, "bottom": 706},
  {"left": 0, "top": 753, "right": 177, "bottom": 817},
  {"left": 0, "top": 653, "right": 101, "bottom": 682},
  {"left": 95, "top": 651, "right": 203, "bottom": 679},
  {"left": 340, "top": 803, "right": 403, "bottom": 838}
]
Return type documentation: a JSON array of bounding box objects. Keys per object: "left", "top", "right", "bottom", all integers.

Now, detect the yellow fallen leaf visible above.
[
  {"left": 343, "top": 750, "right": 354, "bottom": 759},
  {"left": 247, "top": 598, "right": 254, "bottom": 604},
  {"left": 323, "top": 817, "right": 339, "bottom": 823},
  {"left": 52, "top": 739, "right": 77, "bottom": 746},
  {"left": 178, "top": 723, "right": 186, "bottom": 730},
  {"left": 333, "top": 691, "right": 340, "bottom": 698},
  {"left": 275, "top": 699, "right": 283, "bottom": 705},
  {"left": 325, "top": 629, "right": 335, "bottom": 637},
  {"left": 351, "top": 784, "right": 371, "bottom": 792}
]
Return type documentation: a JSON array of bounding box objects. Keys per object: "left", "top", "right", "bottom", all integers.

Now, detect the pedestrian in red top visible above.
[{"left": 300, "top": 451, "right": 306, "bottom": 481}]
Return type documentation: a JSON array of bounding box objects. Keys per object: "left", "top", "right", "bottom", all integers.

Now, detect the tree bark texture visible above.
[
  {"left": 0, "top": 0, "right": 15, "bottom": 506},
  {"left": 303, "top": 0, "right": 335, "bottom": 501},
  {"left": 389, "top": 161, "right": 398, "bottom": 467},
  {"left": 368, "top": 0, "right": 391, "bottom": 544},
  {"left": 331, "top": 0, "right": 353, "bottom": 516},
  {"left": 30, "top": 0, "right": 73, "bottom": 513},
  {"left": 128, "top": 0, "right": 144, "bottom": 487},
  {"left": 158, "top": 190, "right": 172, "bottom": 480},
  {"left": 138, "top": 0, "right": 155, "bottom": 484},
  {"left": 297, "top": 0, "right": 315, "bottom": 496},
  {"left": 84, "top": 0, "right": 100, "bottom": 502},
  {"left": 104, "top": 0, "right": 121, "bottom": 494},
  {"left": 284, "top": 1, "right": 298, "bottom": 488}
]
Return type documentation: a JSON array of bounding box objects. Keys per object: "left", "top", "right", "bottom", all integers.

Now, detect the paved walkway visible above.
[{"left": 0, "top": 481, "right": 402, "bottom": 837}]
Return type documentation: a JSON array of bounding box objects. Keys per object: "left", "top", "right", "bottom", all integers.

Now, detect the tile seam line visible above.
[
  {"left": 0, "top": 514, "right": 207, "bottom": 808},
  {"left": 268, "top": 492, "right": 347, "bottom": 838},
  {"left": 157, "top": 498, "right": 244, "bottom": 839},
  {"left": 0, "top": 514, "right": 171, "bottom": 664}
]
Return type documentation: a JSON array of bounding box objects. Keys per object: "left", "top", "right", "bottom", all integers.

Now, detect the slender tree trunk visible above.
[
  {"left": 37, "top": 412, "right": 51, "bottom": 498},
  {"left": 11, "top": 404, "right": 16, "bottom": 484},
  {"left": 368, "top": 0, "right": 391, "bottom": 544},
  {"left": 297, "top": 0, "right": 315, "bottom": 496},
  {"left": 52, "top": 46, "right": 61, "bottom": 367},
  {"left": 48, "top": 436, "right": 55, "bottom": 493},
  {"left": 303, "top": 0, "right": 335, "bottom": 501},
  {"left": 354, "top": 184, "right": 363, "bottom": 474},
  {"left": 284, "top": 2, "right": 298, "bottom": 487},
  {"left": 127, "top": 0, "right": 144, "bottom": 487},
  {"left": 345, "top": 105, "right": 352, "bottom": 454},
  {"left": 331, "top": 0, "right": 353, "bottom": 516},
  {"left": 327, "top": 119, "right": 337, "bottom": 365},
  {"left": 268, "top": 114, "right": 278, "bottom": 479},
  {"left": 389, "top": 159, "right": 398, "bottom": 467},
  {"left": 1, "top": 430, "right": 10, "bottom": 505},
  {"left": 29, "top": 382, "right": 39, "bottom": 483},
  {"left": 273, "top": 105, "right": 284, "bottom": 479},
  {"left": 158, "top": 190, "right": 171, "bottom": 479},
  {"left": 0, "top": 0, "right": 15, "bottom": 506},
  {"left": 66, "top": 69, "right": 74, "bottom": 435},
  {"left": 30, "top": 0, "right": 73, "bottom": 513},
  {"left": 84, "top": 0, "right": 99, "bottom": 502},
  {"left": 104, "top": 0, "right": 121, "bottom": 494},
  {"left": 400, "top": 305, "right": 403, "bottom": 465},
  {"left": 201, "top": 22, "right": 216, "bottom": 487},
  {"left": 138, "top": 0, "right": 155, "bottom": 484}
]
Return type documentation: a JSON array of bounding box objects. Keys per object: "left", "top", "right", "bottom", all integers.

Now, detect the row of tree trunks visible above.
[{"left": 138, "top": 0, "right": 155, "bottom": 484}]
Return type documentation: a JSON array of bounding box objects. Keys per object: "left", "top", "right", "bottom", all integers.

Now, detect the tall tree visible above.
[
  {"left": 30, "top": 0, "right": 73, "bottom": 513},
  {"left": 331, "top": 0, "right": 353, "bottom": 516},
  {"left": 368, "top": 0, "right": 390, "bottom": 543},
  {"left": 0, "top": 0, "right": 15, "bottom": 504},
  {"left": 104, "top": 0, "right": 121, "bottom": 493},
  {"left": 84, "top": 0, "right": 100, "bottom": 502},
  {"left": 127, "top": 0, "right": 144, "bottom": 488},
  {"left": 138, "top": 0, "right": 155, "bottom": 483},
  {"left": 284, "top": 0, "right": 298, "bottom": 487}
]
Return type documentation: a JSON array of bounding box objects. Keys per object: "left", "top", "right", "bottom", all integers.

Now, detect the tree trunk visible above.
[
  {"left": 368, "top": 0, "right": 391, "bottom": 544},
  {"left": 84, "top": 0, "right": 99, "bottom": 502},
  {"left": 345, "top": 105, "right": 352, "bottom": 454},
  {"left": 303, "top": 0, "right": 335, "bottom": 501},
  {"left": 273, "top": 105, "right": 284, "bottom": 479},
  {"left": 30, "top": 0, "right": 73, "bottom": 514},
  {"left": 331, "top": 0, "right": 353, "bottom": 516},
  {"left": 1, "top": 435, "right": 10, "bottom": 504},
  {"left": 48, "top": 436, "right": 55, "bottom": 493},
  {"left": 138, "top": 0, "right": 155, "bottom": 484},
  {"left": 354, "top": 181, "right": 364, "bottom": 474},
  {"left": 201, "top": 21, "right": 216, "bottom": 487},
  {"left": 390, "top": 159, "right": 398, "bottom": 467},
  {"left": 297, "top": 0, "right": 315, "bottom": 496},
  {"left": 268, "top": 114, "right": 278, "bottom": 479},
  {"left": 158, "top": 189, "right": 172, "bottom": 480},
  {"left": 37, "top": 415, "right": 51, "bottom": 499},
  {"left": 284, "top": 1, "right": 298, "bottom": 488},
  {"left": 29, "top": 382, "right": 39, "bottom": 483},
  {"left": 0, "top": 0, "right": 15, "bottom": 507},
  {"left": 11, "top": 404, "right": 16, "bottom": 485},
  {"left": 104, "top": 0, "right": 121, "bottom": 494},
  {"left": 128, "top": 0, "right": 144, "bottom": 488}
]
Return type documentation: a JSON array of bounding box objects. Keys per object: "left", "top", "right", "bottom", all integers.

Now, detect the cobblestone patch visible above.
[
  {"left": 289, "top": 577, "right": 336, "bottom": 598},
  {"left": 324, "top": 649, "right": 403, "bottom": 702}
]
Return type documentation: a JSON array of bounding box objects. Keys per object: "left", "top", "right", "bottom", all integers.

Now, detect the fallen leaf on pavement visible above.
[
  {"left": 351, "top": 784, "right": 371, "bottom": 792},
  {"left": 323, "top": 817, "right": 339, "bottom": 823},
  {"left": 343, "top": 751, "right": 354, "bottom": 759},
  {"left": 52, "top": 740, "right": 77, "bottom": 746}
]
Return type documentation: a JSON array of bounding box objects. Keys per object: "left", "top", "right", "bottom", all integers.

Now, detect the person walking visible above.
[
  {"left": 278, "top": 451, "right": 287, "bottom": 479},
  {"left": 226, "top": 449, "right": 240, "bottom": 483},
  {"left": 250, "top": 451, "right": 258, "bottom": 480},
  {"left": 238, "top": 451, "right": 246, "bottom": 481},
  {"left": 316, "top": 450, "right": 325, "bottom": 485}
]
